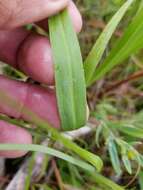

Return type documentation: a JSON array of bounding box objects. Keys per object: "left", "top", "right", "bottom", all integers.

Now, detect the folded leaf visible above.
[
  {"left": 122, "top": 155, "right": 132, "bottom": 174},
  {"left": 107, "top": 138, "right": 122, "bottom": 175},
  {"left": 49, "top": 10, "right": 87, "bottom": 131}
]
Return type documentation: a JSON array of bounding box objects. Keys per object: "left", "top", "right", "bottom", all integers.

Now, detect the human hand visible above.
[{"left": 0, "top": 0, "right": 82, "bottom": 158}]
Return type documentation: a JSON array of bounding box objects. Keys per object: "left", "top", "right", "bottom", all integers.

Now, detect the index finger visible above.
[
  {"left": 0, "top": 0, "right": 69, "bottom": 29},
  {"left": 0, "top": 1, "right": 82, "bottom": 85}
]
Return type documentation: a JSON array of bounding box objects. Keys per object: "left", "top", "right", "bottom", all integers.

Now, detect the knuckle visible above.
[{"left": 0, "top": 1, "right": 17, "bottom": 29}]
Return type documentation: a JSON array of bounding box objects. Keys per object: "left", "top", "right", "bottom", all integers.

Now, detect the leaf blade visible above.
[
  {"left": 107, "top": 138, "right": 122, "bottom": 175},
  {"left": 119, "top": 126, "right": 143, "bottom": 138},
  {"left": 90, "top": 6, "right": 143, "bottom": 84},
  {"left": 122, "top": 155, "right": 132, "bottom": 174},
  {"left": 49, "top": 10, "right": 87, "bottom": 130},
  {"left": 0, "top": 143, "right": 95, "bottom": 172},
  {"left": 84, "top": 0, "right": 134, "bottom": 86}
]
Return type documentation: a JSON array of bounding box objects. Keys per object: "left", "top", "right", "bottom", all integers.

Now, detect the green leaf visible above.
[
  {"left": 0, "top": 143, "right": 95, "bottom": 172},
  {"left": 90, "top": 5, "right": 143, "bottom": 84},
  {"left": 139, "top": 171, "right": 143, "bottom": 190},
  {"left": 89, "top": 172, "right": 124, "bottom": 190},
  {"left": 24, "top": 155, "right": 36, "bottom": 190},
  {"left": 135, "top": 155, "right": 143, "bottom": 167},
  {"left": 49, "top": 9, "right": 87, "bottom": 130},
  {"left": 137, "top": 0, "right": 143, "bottom": 14},
  {"left": 116, "top": 139, "right": 132, "bottom": 174},
  {"left": 84, "top": 0, "right": 134, "bottom": 86},
  {"left": 122, "top": 154, "right": 132, "bottom": 174},
  {"left": 107, "top": 138, "right": 122, "bottom": 175},
  {"left": 119, "top": 126, "right": 143, "bottom": 138},
  {"left": 52, "top": 130, "right": 103, "bottom": 172},
  {"left": 95, "top": 124, "right": 103, "bottom": 148}
]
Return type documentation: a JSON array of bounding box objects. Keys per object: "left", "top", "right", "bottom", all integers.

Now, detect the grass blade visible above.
[
  {"left": 90, "top": 6, "right": 143, "bottom": 83},
  {"left": 107, "top": 138, "right": 122, "bottom": 175},
  {"left": 89, "top": 172, "right": 124, "bottom": 190},
  {"left": 122, "top": 155, "right": 132, "bottom": 174},
  {"left": 119, "top": 126, "right": 143, "bottom": 138},
  {"left": 84, "top": 0, "right": 134, "bottom": 86},
  {"left": 24, "top": 155, "right": 35, "bottom": 190},
  {"left": 0, "top": 143, "right": 95, "bottom": 172},
  {"left": 55, "top": 133, "right": 103, "bottom": 172},
  {"left": 95, "top": 124, "right": 103, "bottom": 148},
  {"left": 49, "top": 9, "right": 86, "bottom": 130}
]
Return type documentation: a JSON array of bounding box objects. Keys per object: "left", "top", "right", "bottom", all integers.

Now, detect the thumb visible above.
[{"left": 0, "top": 0, "right": 69, "bottom": 29}]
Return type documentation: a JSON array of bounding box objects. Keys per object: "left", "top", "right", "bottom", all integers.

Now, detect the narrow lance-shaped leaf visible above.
[
  {"left": 95, "top": 124, "right": 103, "bottom": 148},
  {"left": 119, "top": 126, "right": 143, "bottom": 138},
  {"left": 84, "top": 0, "right": 134, "bottom": 86},
  {"left": 89, "top": 172, "right": 124, "bottom": 190},
  {"left": 49, "top": 10, "right": 87, "bottom": 131},
  {"left": 122, "top": 154, "right": 132, "bottom": 174},
  {"left": 107, "top": 138, "right": 122, "bottom": 175},
  {"left": 90, "top": 6, "right": 143, "bottom": 84},
  {"left": 117, "top": 139, "right": 132, "bottom": 174},
  {"left": 138, "top": 156, "right": 143, "bottom": 168},
  {"left": 0, "top": 143, "right": 95, "bottom": 172}
]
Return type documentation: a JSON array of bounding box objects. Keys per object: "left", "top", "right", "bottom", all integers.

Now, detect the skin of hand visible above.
[{"left": 0, "top": 0, "right": 83, "bottom": 158}]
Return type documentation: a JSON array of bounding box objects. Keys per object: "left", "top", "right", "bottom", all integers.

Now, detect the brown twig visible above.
[
  {"left": 125, "top": 164, "right": 141, "bottom": 188},
  {"left": 52, "top": 159, "right": 64, "bottom": 190},
  {"left": 100, "top": 70, "right": 143, "bottom": 97}
]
